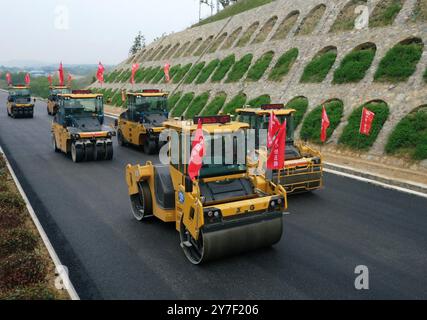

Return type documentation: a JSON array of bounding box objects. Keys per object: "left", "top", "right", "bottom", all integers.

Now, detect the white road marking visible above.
[{"left": 0, "top": 147, "right": 80, "bottom": 300}]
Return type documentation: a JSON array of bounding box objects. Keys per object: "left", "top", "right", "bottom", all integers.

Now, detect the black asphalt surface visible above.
[{"left": 1, "top": 90, "right": 426, "bottom": 299}]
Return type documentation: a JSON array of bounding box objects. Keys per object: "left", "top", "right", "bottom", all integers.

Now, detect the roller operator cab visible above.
[
  {"left": 236, "top": 104, "right": 323, "bottom": 194},
  {"left": 125, "top": 115, "right": 287, "bottom": 264},
  {"left": 47, "top": 86, "right": 71, "bottom": 115},
  {"left": 51, "top": 90, "right": 116, "bottom": 163},
  {"left": 7, "top": 85, "right": 35, "bottom": 118},
  {"left": 116, "top": 90, "right": 168, "bottom": 154}
]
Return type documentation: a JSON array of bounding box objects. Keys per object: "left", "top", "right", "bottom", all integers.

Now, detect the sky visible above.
[{"left": 0, "top": 0, "right": 215, "bottom": 66}]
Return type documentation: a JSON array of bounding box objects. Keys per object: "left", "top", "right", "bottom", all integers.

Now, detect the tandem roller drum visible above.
[{"left": 180, "top": 212, "right": 283, "bottom": 265}]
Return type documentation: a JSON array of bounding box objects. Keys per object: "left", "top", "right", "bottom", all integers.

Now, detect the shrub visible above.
[
  {"left": 268, "top": 48, "right": 299, "bottom": 81},
  {"left": 0, "top": 191, "right": 25, "bottom": 210},
  {"left": 145, "top": 67, "right": 162, "bottom": 83},
  {"left": 151, "top": 68, "right": 167, "bottom": 84},
  {"left": 225, "top": 54, "right": 253, "bottom": 83},
  {"left": 369, "top": 0, "right": 403, "bottom": 28},
  {"left": 246, "top": 52, "right": 274, "bottom": 81},
  {"left": 0, "top": 284, "right": 56, "bottom": 300},
  {"left": 0, "top": 228, "right": 38, "bottom": 258},
  {"left": 300, "top": 100, "right": 344, "bottom": 143},
  {"left": 184, "top": 92, "right": 210, "bottom": 119},
  {"left": 168, "top": 92, "right": 182, "bottom": 111},
  {"left": 333, "top": 47, "right": 376, "bottom": 83},
  {"left": 300, "top": 50, "right": 337, "bottom": 83},
  {"left": 236, "top": 23, "right": 259, "bottom": 47},
  {"left": 173, "top": 63, "right": 193, "bottom": 83},
  {"left": 196, "top": 59, "right": 220, "bottom": 84},
  {"left": 201, "top": 93, "right": 227, "bottom": 116},
  {"left": 287, "top": 96, "right": 309, "bottom": 128},
  {"left": 339, "top": 101, "right": 390, "bottom": 150},
  {"left": 184, "top": 62, "right": 205, "bottom": 84},
  {"left": 169, "top": 64, "right": 182, "bottom": 81},
  {"left": 386, "top": 106, "right": 427, "bottom": 159},
  {"left": 211, "top": 55, "right": 235, "bottom": 82},
  {"left": 247, "top": 94, "right": 271, "bottom": 107},
  {"left": 222, "top": 93, "right": 247, "bottom": 115},
  {"left": 0, "top": 252, "right": 47, "bottom": 291},
  {"left": 374, "top": 42, "right": 424, "bottom": 82},
  {"left": 171, "top": 92, "right": 195, "bottom": 117}
]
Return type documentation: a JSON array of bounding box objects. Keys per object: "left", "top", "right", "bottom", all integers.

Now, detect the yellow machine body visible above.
[
  {"left": 6, "top": 85, "right": 34, "bottom": 118},
  {"left": 47, "top": 86, "right": 71, "bottom": 115}
]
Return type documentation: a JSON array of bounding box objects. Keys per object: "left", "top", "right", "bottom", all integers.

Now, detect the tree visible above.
[
  {"left": 218, "top": 0, "right": 239, "bottom": 8},
  {"left": 129, "top": 31, "right": 146, "bottom": 56}
]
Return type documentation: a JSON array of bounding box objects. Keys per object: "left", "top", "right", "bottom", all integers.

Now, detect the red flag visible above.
[
  {"left": 25, "top": 73, "right": 31, "bottom": 85},
  {"left": 97, "top": 62, "right": 105, "bottom": 84},
  {"left": 267, "top": 111, "right": 281, "bottom": 148},
  {"left": 67, "top": 73, "right": 73, "bottom": 86},
  {"left": 121, "top": 89, "right": 126, "bottom": 102},
  {"left": 6, "top": 72, "right": 12, "bottom": 86},
  {"left": 320, "top": 105, "right": 330, "bottom": 143},
  {"left": 58, "top": 62, "right": 64, "bottom": 86},
  {"left": 47, "top": 74, "right": 53, "bottom": 86},
  {"left": 267, "top": 120, "right": 287, "bottom": 170},
  {"left": 131, "top": 63, "right": 139, "bottom": 84},
  {"left": 359, "top": 107, "right": 375, "bottom": 136},
  {"left": 188, "top": 119, "right": 205, "bottom": 181},
  {"left": 164, "top": 63, "right": 170, "bottom": 83}
]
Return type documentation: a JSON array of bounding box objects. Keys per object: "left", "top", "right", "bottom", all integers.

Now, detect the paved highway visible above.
[{"left": 0, "top": 91, "right": 426, "bottom": 299}]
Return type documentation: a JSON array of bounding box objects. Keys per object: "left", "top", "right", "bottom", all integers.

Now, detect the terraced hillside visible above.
[{"left": 90, "top": 0, "right": 427, "bottom": 162}]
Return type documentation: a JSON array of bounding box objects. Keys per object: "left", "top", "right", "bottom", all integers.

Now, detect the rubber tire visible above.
[
  {"left": 71, "top": 143, "right": 84, "bottom": 163},
  {"left": 84, "top": 143, "right": 95, "bottom": 161},
  {"left": 179, "top": 218, "right": 204, "bottom": 265},
  {"left": 47, "top": 107, "right": 51, "bottom": 115},
  {"left": 94, "top": 142, "right": 106, "bottom": 161},
  {"left": 52, "top": 135, "right": 60, "bottom": 153},
  {"left": 105, "top": 143, "right": 113, "bottom": 160},
  {"left": 117, "top": 130, "right": 126, "bottom": 146},
  {"left": 143, "top": 139, "right": 157, "bottom": 155},
  {"left": 130, "top": 182, "right": 153, "bottom": 221}
]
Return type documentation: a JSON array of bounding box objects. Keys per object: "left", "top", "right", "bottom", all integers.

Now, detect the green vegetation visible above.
[
  {"left": 413, "top": 0, "right": 427, "bottom": 22},
  {"left": 271, "top": 11, "right": 299, "bottom": 40},
  {"left": 151, "top": 68, "right": 167, "bottom": 84},
  {"left": 171, "top": 92, "right": 195, "bottom": 117},
  {"left": 173, "top": 63, "right": 193, "bottom": 83},
  {"left": 252, "top": 16, "right": 277, "bottom": 44},
  {"left": 268, "top": 48, "right": 299, "bottom": 81},
  {"left": 221, "top": 27, "right": 242, "bottom": 50},
  {"left": 201, "top": 92, "right": 227, "bottom": 116},
  {"left": 111, "top": 90, "right": 126, "bottom": 108},
  {"left": 369, "top": 0, "right": 403, "bottom": 28},
  {"left": 222, "top": 92, "right": 247, "bottom": 115},
  {"left": 0, "top": 154, "right": 63, "bottom": 300},
  {"left": 374, "top": 41, "right": 423, "bottom": 82},
  {"left": 184, "top": 62, "right": 205, "bottom": 84},
  {"left": 226, "top": 54, "right": 253, "bottom": 83},
  {"left": 295, "top": 4, "right": 326, "bottom": 36},
  {"left": 184, "top": 92, "right": 210, "bottom": 119},
  {"left": 386, "top": 105, "right": 427, "bottom": 159},
  {"left": 145, "top": 67, "right": 162, "bottom": 83},
  {"left": 339, "top": 101, "right": 389, "bottom": 150},
  {"left": 286, "top": 96, "right": 309, "bottom": 128},
  {"left": 300, "top": 100, "right": 344, "bottom": 143},
  {"left": 248, "top": 94, "right": 271, "bottom": 107},
  {"left": 193, "top": 0, "right": 274, "bottom": 27},
  {"left": 333, "top": 46, "right": 376, "bottom": 84},
  {"left": 246, "top": 51, "right": 274, "bottom": 81},
  {"left": 300, "top": 49, "right": 337, "bottom": 83},
  {"left": 196, "top": 59, "right": 220, "bottom": 84},
  {"left": 236, "top": 23, "right": 259, "bottom": 47},
  {"left": 211, "top": 54, "right": 235, "bottom": 82},
  {"left": 169, "top": 64, "right": 182, "bottom": 81},
  {"left": 329, "top": 0, "right": 368, "bottom": 32},
  {"left": 168, "top": 91, "right": 182, "bottom": 110}
]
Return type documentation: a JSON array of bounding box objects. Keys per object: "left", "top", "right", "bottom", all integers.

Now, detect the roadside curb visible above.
[
  {"left": 324, "top": 162, "right": 427, "bottom": 197},
  {"left": 0, "top": 146, "right": 80, "bottom": 300}
]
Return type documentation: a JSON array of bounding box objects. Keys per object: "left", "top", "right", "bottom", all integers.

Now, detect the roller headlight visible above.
[
  {"left": 71, "top": 133, "right": 80, "bottom": 140},
  {"left": 204, "top": 208, "right": 222, "bottom": 224}
]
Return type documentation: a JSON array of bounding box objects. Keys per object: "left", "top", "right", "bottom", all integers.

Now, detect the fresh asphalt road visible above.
[{"left": 0, "top": 91, "right": 426, "bottom": 299}]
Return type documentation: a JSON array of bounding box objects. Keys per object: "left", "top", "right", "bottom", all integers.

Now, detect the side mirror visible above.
[
  {"left": 184, "top": 176, "right": 193, "bottom": 193},
  {"left": 33, "top": 98, "right": 36, "bottom": 103},
  {"left": 114, "top": 119, "right": 118, "bottom": 127}
]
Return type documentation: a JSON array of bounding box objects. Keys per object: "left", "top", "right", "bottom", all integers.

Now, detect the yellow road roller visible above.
[
  {"left": 236, "top": 104, "right": 323, "bottom": 193},
  {"left": 51, "top": 90, "right": 116, "bottom": 162},
  {"left": 125, "top": 115, "right": 287, "bottom": 264},
  {"left": 116, "top": 89, "right": 168, "bottom": 154},
  {"left": 47, "top": 86, "right": 71, "bottom": 115},
  {"left": 6, "top": 85, "right": 35, "bottom": 118}
]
